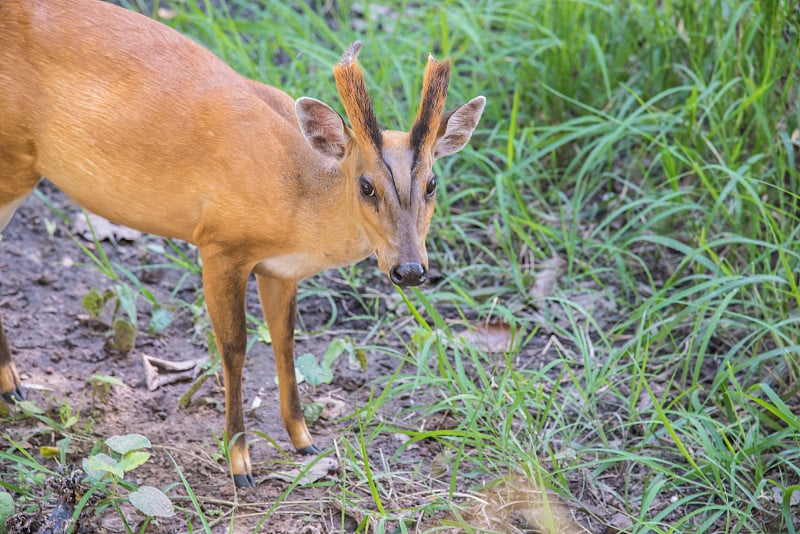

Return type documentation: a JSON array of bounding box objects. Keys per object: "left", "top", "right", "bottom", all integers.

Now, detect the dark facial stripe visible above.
[
  {"left": 379, "top": 145, "right": 416, "bottom": 209},
  {"left": 380, "top": 153, "right": 404, "bottom": 207}
]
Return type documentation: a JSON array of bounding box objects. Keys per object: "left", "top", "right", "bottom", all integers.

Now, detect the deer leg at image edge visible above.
[
  {"left": 200, "top": 249, "right": 254, "bottom": 487},
  {"left": 257, "top": 275, "right": 320, "bottom": 456}
]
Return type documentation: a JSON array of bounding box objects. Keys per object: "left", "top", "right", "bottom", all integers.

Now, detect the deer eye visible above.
[
  {"left": 425, "top": 175, "right": 437, "bottom": 198},
  {"left": 360, "top": 176, "right": 375, "bottom": 198}
]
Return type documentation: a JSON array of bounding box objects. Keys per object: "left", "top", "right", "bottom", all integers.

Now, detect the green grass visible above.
[{"left": 4, "top": 0, "right": 800, "bottom": 532}]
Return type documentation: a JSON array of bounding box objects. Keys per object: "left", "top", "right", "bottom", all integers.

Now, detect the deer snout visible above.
[{"left": 390, "top": 262, "right": 427, "bottom": 286}]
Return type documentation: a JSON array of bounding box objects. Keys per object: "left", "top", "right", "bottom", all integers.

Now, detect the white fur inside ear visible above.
[
  {"left": 433, "top": 95, "right": 486, "bottom": 159},
  {"left": 295, "top": 97, "right": 350, "bottom": 159}
]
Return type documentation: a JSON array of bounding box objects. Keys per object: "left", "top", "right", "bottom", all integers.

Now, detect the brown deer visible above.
[{"left": 0, "top": 0, "right": 485, "bottom": 487}]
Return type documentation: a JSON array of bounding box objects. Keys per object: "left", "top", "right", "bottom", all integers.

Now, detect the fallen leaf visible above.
[
  {"left": 773, "top": 485, "right": 800, "bottom": 507},
  {"left": 429, "top": 449, "right": 455, "bottom": 478},
  {"left": 532, "top": 281, "right": 618, "bottom": 334},
  {"left": 73, "top": 212, "right": 142, "bottom": 242},
  {"left": 609, "top": 512, "right": 634, "bottom": 530},
  {"left": 157, "top": 7, "right": 177, "bottom": 19},
  {"left": 265, "top": 456, "right": 338, "bottom": 485},
  {"left": 392, "top": 431, "right": 421, "bottom": 450},
  {"left": 318, "top": 395, "right": 347, "bottom": 420},
  {"left": 457, "top": 320, "right": 513, "bottom": 353},
  {"left": 128, "top": 486, "right": 174, "bottom": 518},
  {"left": 142, "top": 354, "right": 207, "bottom": 391},
  {"left": 441, "top": 476, "right": 586, "bottom": 533},
  {"left": 530, "top": 255, "right": 567, "bottom": 300}
]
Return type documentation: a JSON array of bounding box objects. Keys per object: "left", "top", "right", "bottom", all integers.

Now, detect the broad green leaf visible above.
[
  {"left": 321, "top": 338, "right": 348, "bottom": 369},
  {"left": 352, "top": 348, "right": 367, "bottom": 371},
  {"left": 15, "top": 400, "right": 44, "bottom": 415},
  {"left": 81, "top": 288, "right": 107, "bottom": 318},
  {"left": 118, "top": 451, "right": 151, "bottom": 473},
  {"left": 114, "top": 283, "right": 138, "bottom": 325},
  {"left": 148, "top": 308, "right": 173, "bottom": 334},
  {"left": 128, "top": 486, "right": 174, "bottom": 518},
  {"left": 62, "top": 414, "right": 79, "bottom": 428},
  {"left": 112, "top": 318, "right": 137, "bottom": 354},
  {"left": 88, "top": 374, "right": 126, "bottom": 387},
  {"left": 83, "top": 453, "right": 123, "bottom": 480},
  {"left": 295, "top": 353, "right": 333, "bottom": 387},
  {"left": 303, "top": 401, "right": 323, "bottom": 425},
  {"left": 0, "top": 491, "right": 13, "bottom": 520},
  {"left": 106, "top": 433, "right": 151, "bottom": 455}
]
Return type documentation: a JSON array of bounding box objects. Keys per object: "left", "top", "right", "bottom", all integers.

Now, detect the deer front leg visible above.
[
  {"left": 200, "top": 251, "right": 254, "bottom": 487},
  {"left": 0, "top": 315, "right": 24, "bottom": 402},
  {"left": 256, "top": 275, "right": 320, "bottom": 455}
]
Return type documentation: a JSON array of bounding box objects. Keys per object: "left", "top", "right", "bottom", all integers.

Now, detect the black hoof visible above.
[
  {"left": 1, "top": 386, "right": 24, "bottom": 404},
  {"left": 233, "top": 473, "right": 255, "bottom": 488},
  {"left": 297, "top": 444, "right": 321, "bottom": 455}
]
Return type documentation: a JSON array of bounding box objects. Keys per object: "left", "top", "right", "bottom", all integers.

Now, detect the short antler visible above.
[
  {"left": 333, "top": 41, "right": 383, "bottom": 152},
  {"left": 410, "top": 54, "right": 451, "bottom": 156}
]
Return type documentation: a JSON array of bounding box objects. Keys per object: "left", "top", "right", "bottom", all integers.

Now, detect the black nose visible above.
[{"left": 390, "top": 262, "right": 427, "bottom": 286}]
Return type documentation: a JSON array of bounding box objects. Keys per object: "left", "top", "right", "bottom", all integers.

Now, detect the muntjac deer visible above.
[{"left": 0, "top": 0, "right": 485, "bottom": 487}]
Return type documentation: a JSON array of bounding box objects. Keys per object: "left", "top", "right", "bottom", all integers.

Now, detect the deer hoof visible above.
[
  {"left": 297, "top": 444, "right": 321, "bottom": 455},
  {"left": 233, "top": 473, "right": 255, "bottom": 488},
  {"left": 1, "top": 385, "right": 24, "bottom": 403}
]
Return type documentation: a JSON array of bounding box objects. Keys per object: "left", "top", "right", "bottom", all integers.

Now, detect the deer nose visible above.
[{"left": 390, "top": 262, "right": 427, "bottom": 286}]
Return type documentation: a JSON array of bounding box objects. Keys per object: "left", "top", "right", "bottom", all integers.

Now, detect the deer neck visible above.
[{"left": 252, "top": 159, "right": 372, "bottom": 281}]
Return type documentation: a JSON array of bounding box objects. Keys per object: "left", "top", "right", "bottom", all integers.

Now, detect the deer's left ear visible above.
[
  {"left": 296, "top": 97, "right": 352, "bottom": 160},
  {"left": 433, "top": 96, "right": 486, "bottom": 159}
]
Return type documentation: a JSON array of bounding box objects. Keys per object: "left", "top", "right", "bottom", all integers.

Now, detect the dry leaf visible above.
[
  {"left": 772, "top": 485, "right": 800, "bottom": 507},
  {"left": 73, "top": 213, "right": 142, "bottom": 242},
  {"left": 318, "top": 395, "right": 347, "bottom": 420},
  {"left": 429, "top": 449, "right": 455, "bottom": 478},
  {"left": 609, "top": 512, "right": 634, "bottom": 530},
  {"left": 530, "top": 255, "right": 567, "bottom": 300},
  {"left": 265, "top": 456, "right": 338, "bottom": 484},
  {"left": 457, "top": 320, "right": 513, "bottom": 353},
  {"left": 532, "top": 280, "right": 617, "bottom": 334},
  {"left": 157, "top": 7, "right": 177, "bottom": 19},
  {"left": 439, "top": 475, "right": 586, "bottom": 533},
  {"left": 142, "top": 354, "right": 206, "bottom": 392},
  {"left": 392, "top": 433, "right": 419, "bottom": 450}
]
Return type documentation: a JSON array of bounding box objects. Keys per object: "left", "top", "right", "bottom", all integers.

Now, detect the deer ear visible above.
[
  {"left": 433, "top": 96, "right": 486, "bottom": 159},
  {"left": 295, "top": 97, "right": 352, "bottom": 159}
]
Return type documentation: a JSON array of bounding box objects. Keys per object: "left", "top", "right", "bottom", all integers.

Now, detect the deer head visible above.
[{"left": 296, "top": 41, "right": 486, "bottom": 286}]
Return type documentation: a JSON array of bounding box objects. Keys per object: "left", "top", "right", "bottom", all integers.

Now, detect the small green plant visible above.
[
  {"left": 87, "top": 373, "right": 126, "bottom": 404},
  {"left": 1, "top": 433, "right": 172, "bottom": 532},
  {"left": 81, "top": 284, "right": 139, "bottom": 354},
  {"left": 82, "top": 433, "right": 174, "bottom": 527},
  {"left": 294, "top": 338, "right": 365, "bottom": 424},
  {"left": 0, "top": 491, "right": 13, "bottom": 533}
]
